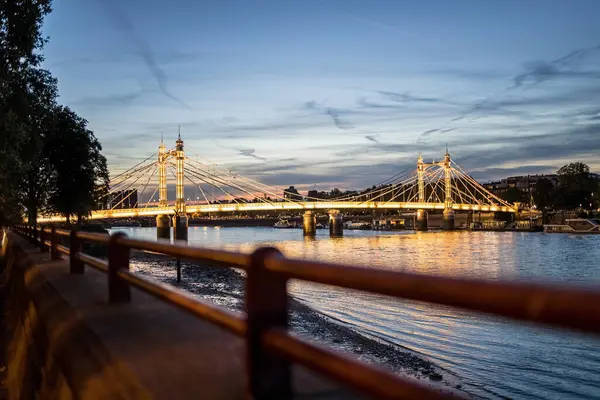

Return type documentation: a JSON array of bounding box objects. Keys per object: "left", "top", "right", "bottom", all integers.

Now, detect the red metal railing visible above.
[{"left": 10, "top": 224, "right": 600, "bottom": 399}]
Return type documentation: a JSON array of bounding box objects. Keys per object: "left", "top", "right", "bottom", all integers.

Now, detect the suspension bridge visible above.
[{"left": 37, "top": 134, "right": 516, "bottom": 237}]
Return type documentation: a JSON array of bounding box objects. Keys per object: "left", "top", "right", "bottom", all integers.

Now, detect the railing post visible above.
[
  {"left": 69, "top": 230, "right": 84, "bottom": 274},
  {"left": 245, "top": 247, "right": 291, "bottom": 399},
  {"left": 40, "top": 228, "right": 47, "bottom": 252},
  {"left": 108, "top": 232, "right": 131, "bottom": 302},
  {"left": 33, "top": 226, "right": 38, "bottom": 245},
  {"left": 50, "top": 226, "right": 59, "bottom": 260}
]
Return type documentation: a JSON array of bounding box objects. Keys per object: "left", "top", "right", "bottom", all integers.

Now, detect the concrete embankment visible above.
[{"left": 0, "top": 233, "right": 367, "bottom": 399}]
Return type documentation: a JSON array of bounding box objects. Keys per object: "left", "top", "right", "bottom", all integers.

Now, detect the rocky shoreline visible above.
[{"left": 130, "top": 251, "right": 467, "bottom": 395}]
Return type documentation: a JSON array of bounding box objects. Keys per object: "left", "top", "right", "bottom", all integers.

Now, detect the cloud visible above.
[
  {"left": 453, "top": 100, "right": 527, "bottom": 122},
  {"left": 421, "top": 129, "right": 438, "bottom": 137},
  {"left": 357, "top": 97, "right": 402, "bottom": 109},
  {"left": 364, "top": 135, "right": 380, "bottom": 143},
  {"left": 304, "top": 100, "right": 354, "bottom": 130},
  {"left": 238, "top": 149, "right": 267, "bottom": 161},
  {"left": 512, "top": 44, "right": 600, "bottom": 88},
  {"left": 230, "top": 158, "right": 304, "bottom": 175},
  {"left": 71, "top": 90, "right": 145, "bottom": 107},
  {"left": 95, "top": 0, "right": 191, "bottom": 109},
  {"left": 212, "top": 141, "right": 267, "bottom": 161},
  {"left": 468, "top": 165, "right": 559, "bottom": 182},
  {"left": 377, "top": 90, "right": 443, "bottom": 104},
  {"left": 416, "top": 43, "right": 600, "bottom": 140},
  {"left": 451, "top": 124, "right": 600, "bottom": 176}
]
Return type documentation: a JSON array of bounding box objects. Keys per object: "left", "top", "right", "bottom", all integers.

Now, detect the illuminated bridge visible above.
[{"left": 38, "top": 134, "right": 516, "bottom": 237}]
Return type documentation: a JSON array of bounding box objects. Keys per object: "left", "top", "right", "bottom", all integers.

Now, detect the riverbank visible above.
[{"left": 129, "top": 251, "right": 466, "bottom": 395}]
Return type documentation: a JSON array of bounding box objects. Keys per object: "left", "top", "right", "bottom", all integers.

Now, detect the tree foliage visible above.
[
  {"left": 1, "top": 0, "right": 53, "bottom": 223},
  {"left": 45, "top": 107, "right": 109, "bottom": 223},
  {"left": 529, "top": 163, "right": 599, "bottom": 211},
  {"left": 1, "top": 0, "right": 109, "bottom": 225},
  {"left": 532, "top": 178, "right": 554, "bottom": 210},
  {"left": 556, "top": 162, "right": 598, "bottom": 210},
  {"left": 499, "top": 187, "right": 524, "bottom": 204}
]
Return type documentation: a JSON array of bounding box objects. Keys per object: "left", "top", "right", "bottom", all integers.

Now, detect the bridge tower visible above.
[
  {"left": 442, "top": 147, "right": 455, "bottom": 230},
  {"left": 415, "top": 154, "right": 428, "bottom": 231},
  {"left": 172, "top": 130, "right": 188, "bottom": 241},
  {"left": 156, "top": 135, "right": 171, "bottom": 239},
  {"left": 158, "top": 134, "right": 168, "bottom": 206}
]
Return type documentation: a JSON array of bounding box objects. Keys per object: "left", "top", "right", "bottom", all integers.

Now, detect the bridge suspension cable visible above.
[{"left": 37, "top": 139, "right": 518, "bottom": 223}]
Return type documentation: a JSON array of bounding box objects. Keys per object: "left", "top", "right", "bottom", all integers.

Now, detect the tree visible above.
[
  {"left": 500, "top": 187, "right": 524, "bottom": 204},
  {"left": 0, "top": 0, "right": 53, "bottom": 223},
  {"left": 532, "top": 178, "right": 555, "bottom": 210},
  {"left": 556, "top": 162, "right": 598, "bottom": 210},
  {"left": 18, "top": 67, "right": 58, "bottom": 225},
  {"left": 45, "top": 106, "right": 109, "bottom": 223}
]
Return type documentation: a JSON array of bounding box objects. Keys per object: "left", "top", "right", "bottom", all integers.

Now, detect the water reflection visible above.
[{"left": 112, "top": 227, "right": 600, "bottom": 399}]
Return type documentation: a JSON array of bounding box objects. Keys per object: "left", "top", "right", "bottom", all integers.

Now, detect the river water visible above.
[{"left": 112, "top": 226, "right": 600, "bottom": 400}]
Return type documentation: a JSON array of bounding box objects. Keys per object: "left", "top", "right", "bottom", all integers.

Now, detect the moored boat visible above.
[
  {"left": 544, "top": 218, "right": 600, "bottom": 234},
  {"left": 274, "top": 219, "right": 297, "bottom": 229},
  {"left": 344, "top": 221, "right": 371, "bottom": 230},
  {"left": 372, "top": 218, "right": 405, "bottom": 230}
]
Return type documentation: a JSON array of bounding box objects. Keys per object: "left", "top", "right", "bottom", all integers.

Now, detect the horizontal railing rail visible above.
[{"left": 9, "top": 224, "right": 600, "bottom": 399}]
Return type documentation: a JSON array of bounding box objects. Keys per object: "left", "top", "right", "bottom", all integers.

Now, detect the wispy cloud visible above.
[
  {"left": 95, "top": 0, "right": 191, "bottom": 109},
  {"left": 238, "top": 149, "right": 267, "bottom": 161},
  {"left": 304, "top": 100, "right": 354, "bottom": 130},
  {"left": 377, "top": 90, "right": 444, "bottom": 104},
  {"left": 71, "top": 90, "right": 146, "bottom": 107},
  {"left": 213, "top": 141, "right": 267, "bottom": 161},
  {"left": 512, "top": 44, "right": 600, "bottom": 88},
  {"left": 357, "top": 97, "right": 402, "bottom": 109},
  {"left": 417, "top": 44, "right": 600, "bottom": 139}
]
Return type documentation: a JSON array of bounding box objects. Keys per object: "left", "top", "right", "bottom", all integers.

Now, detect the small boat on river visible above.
[
  {"left": 274, "top": 219, "right": 297, "bottom": 229},
  {"left": 372, "top": 218, "right": 405, "bottom": 230},
  {"left": 544, "top": 218, "right": 600, "bottom": 234},
  {"left": 344, "top": 221, "right": 371, "bottom": 230}
]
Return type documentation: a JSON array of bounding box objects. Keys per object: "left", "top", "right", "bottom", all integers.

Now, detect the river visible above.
[{"left": 111, "top": 226, "right": 600, "bottom": 400}]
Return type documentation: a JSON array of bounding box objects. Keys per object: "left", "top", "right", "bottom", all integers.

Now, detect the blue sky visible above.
[{"left": 42, "top": 0, "right": 600, "bottom": 192}]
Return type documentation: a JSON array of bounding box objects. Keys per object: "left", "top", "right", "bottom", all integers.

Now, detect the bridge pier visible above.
[
  {"left": 173, "top": 214, "right": 188, "bottom": 242},
  {"left": 156, "top": 215, "right": 171, "bottom": 240},
  {"left": 329, "top": 210, "right": 343, "bottom": 237},
  {"left": 443, "top": 208, "right": 455, "bottom": 230},
  {"left": 416, "top": 209, "right": 428, "bottom": 231},
  {"left": 303, "top": 211, "right": 317, "bottom": 236}
]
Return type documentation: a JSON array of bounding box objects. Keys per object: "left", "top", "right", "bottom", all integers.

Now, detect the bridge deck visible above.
[{"left": 38, "top": 202, "right": 515, "bottom": 222}]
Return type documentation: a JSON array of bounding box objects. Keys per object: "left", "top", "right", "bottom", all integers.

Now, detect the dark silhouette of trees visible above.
[
  {"left": 45, "top": 107, "right": 109, "bottom": 223},
  {"left": 1, "top": 0, "right": 109, "bottom": 225},
  {"left": 555, "top": 162, "right": 598, "bottom": 210},
  {"left": 0, "top": 0, "right": 53, "bottom": 223},
  {"left": 499, "top": 187, "right": 524, "bottom": 204},
  {"left": 532, "top": 178, "right": 554, "bottom": 210},
  {"left": 528, "top": 163, "right": 599, "bottom": 212}
]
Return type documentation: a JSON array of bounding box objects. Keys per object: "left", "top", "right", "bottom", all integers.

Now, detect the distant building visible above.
[
  {"left": 307, "top": 190, "right": 319, "bottom": 199},
  {"left": 283, "top": 186, "right": 301, "bottom": 200},
  {"left": 110, "top": 189, "right": 138, "bottom": 209},
  {"left": 483, "top": 175, "right": 558, "bottom": 204}
]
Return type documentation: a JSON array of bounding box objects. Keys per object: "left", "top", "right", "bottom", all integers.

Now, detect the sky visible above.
[{"left": 42, "top": 0, "right": 600, "bottom": 193}]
